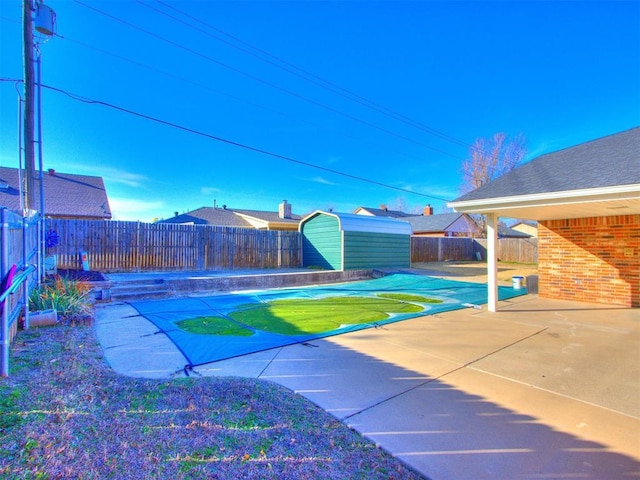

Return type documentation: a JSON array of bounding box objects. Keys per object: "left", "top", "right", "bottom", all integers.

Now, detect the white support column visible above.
[{"left": 486, "top": 212, "right": 498, "bottom": 312}]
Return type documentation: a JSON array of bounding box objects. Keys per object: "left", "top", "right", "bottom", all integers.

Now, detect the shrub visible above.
[{"left": 29, "top": 276, "right": 92, "bottom": 323}]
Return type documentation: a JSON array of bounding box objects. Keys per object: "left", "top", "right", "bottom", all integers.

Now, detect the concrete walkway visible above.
[{"left": 95, "top": 293, "right": 640, "bottom": 479}]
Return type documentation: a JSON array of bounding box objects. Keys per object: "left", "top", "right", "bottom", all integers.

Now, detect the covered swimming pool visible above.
[{"left": 129, "top": 273, "right": 527, "bottom": 368}]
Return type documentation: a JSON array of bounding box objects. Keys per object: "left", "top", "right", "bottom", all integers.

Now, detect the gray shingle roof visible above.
[
  {"left": 498, "top": 226, "right": 531, "bottom": 238},
  {"left": 159, "top": 207, "right": 252, "bottom": 227},
  {"left": 454, "top": 127, "right": 640, "bottom": 202},
  {"left": 355, "top": 206, "right": 416, "bottom": 218},
  {"left": 0, "top": 167, "right": 111, "bottom": 219},
  {"left": 403, "top": 212, "right": 468, "bottom": 232},
  {"left": 158, "top": 206, "right": 301, "bottom": 227},
  {"left": 233, "top": 208, "right": 302, "bottom": 224}
]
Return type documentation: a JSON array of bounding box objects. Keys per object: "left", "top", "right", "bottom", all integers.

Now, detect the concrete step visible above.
[{"left": 108, "top": 279, "right": 170, "bottom": 302}]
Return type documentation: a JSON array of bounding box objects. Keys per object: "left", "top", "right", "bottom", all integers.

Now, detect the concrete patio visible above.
[{"left": 95, "top": 291, "right": 640, "bottom": 479}]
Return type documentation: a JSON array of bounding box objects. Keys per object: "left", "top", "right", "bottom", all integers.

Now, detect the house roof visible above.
[
  {"left": 233, "top": 208, "right": 302, "bottom": 225},
  {"left": 448, "top": 127, "right": 640, "bottom": 220},
  {"left": 301, "top": 211, "right": 413, "bottom": 235},
  {"left": 403, "top": 212, "right": 473, "bottom": 233},
  {"left": 158, "top": 206, "right": 301, "bottom": 229},
  {"left": 353, "top": 206, "right": 416, "bottom": 218},
  {"left": 0, "top": 167, "right": 112, "bottom": 219},
  {"left": 498, "top": 225, "right": 532, "bottom": 238},
  {"left": 510, "top": 220, "right": 538, "bottom": 228},
  {"left": 159, "top": 207, "right": 252, "bottom": 227}
]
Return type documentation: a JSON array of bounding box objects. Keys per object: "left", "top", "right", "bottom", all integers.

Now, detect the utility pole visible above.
[{"left": 23, "top": 0, "right": 36, "bottom": 212}]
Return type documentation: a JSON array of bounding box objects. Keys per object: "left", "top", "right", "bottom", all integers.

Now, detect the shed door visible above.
[{"left": 302, "top": 215, "right": 342, "bottom": 270}]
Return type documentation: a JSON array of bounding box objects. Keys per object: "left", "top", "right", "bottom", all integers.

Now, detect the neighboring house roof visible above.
[
  {"left": 510, "top": 220, "right": 538, "bottom": 228},
  {"left": 0, "top": 167, "right": 112, "bottom": 219},
  {"left": 233, "top": 208, "right": 302, "bottom": 230},
  {"left": 498, "top": 225, "right": 532, "bottom": 238},
  {"left": 354, "top": 206, "right": 417, "bottom": 218},
  {"left": 448, "top": 127, "right": 640, "bottom": 220},
  {"left": 159, "top": 207, "right": 252, "bottom": 227},
  {"left": 403, "top": 212, "right": 479, "bottom": 235},
  {"left": 158, "top": 205, "right": 302, "bottom": 230}
]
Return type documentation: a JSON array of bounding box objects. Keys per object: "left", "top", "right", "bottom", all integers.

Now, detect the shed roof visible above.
[{"left": 301, "top": 211, "right": 412, "bottom": 235}]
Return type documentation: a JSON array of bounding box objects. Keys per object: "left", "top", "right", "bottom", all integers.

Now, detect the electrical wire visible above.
[
  {"left": 70, "top": 0, "right": 465, "bottom": 160},
  {"left": 33, "top": 81, "right": 453, "bottom": 202},
  {"left": 54, "top": 35, "right": 437, "bottom": 164},
  {"left": 2, "top": 75, "right": 455, "bottom": 200},
  {"left": 147, "top": 0, "right": 473, "bottom": 150}
]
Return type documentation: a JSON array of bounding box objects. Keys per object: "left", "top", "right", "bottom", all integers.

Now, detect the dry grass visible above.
[{"left": 0, "top": 325, "right": 423, "bottom": 479}]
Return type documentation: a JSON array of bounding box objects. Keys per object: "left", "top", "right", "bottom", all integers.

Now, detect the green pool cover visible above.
[{"left": 129, "top": 273, "right": 527, "bottom": 368}]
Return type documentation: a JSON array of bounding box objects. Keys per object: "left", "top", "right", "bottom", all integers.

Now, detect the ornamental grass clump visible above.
[{"left": 29, "top": 276, "right": 92, "bottom": 323}]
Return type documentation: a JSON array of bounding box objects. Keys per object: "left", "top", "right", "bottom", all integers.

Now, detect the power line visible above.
[
  {"left": 147, "top": 0, "right": 473, "bottom": 150},
  {"left": 34, "top": 81, "right": 452, "bottom": 202},
  {"left": 54, "top": 35, "right": 436, "bottom": 165},
  {"left": 70, "top": 0, "right": 465, "bottom": 161}
]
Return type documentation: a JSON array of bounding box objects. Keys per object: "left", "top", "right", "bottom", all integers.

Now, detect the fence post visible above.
[
  {"left": 136, "top": 221, "right": 141, "bottom": 272},
  {"left": 197, "top": 227, "right": 204, "bottom": 270},
  {"left": 1, "top": 209, "right": 9, "bottom": 377},
  {"left": 277, "top": 231, "right": 282, "bottom": 268}
]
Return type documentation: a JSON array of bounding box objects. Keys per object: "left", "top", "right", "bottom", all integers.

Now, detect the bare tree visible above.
[
  {"left": 459, "top": 133, "right": 526, "bottom": 234},
  {"left": 459, "top": 132, "right": 526, "bottom": 195}
]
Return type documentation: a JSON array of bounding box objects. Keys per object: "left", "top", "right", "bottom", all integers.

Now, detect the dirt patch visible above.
[
  {"left": 0, "top": 325, "right": 422, "bottom": 479},
  {"left": 412, "top": 261, "right": 537, "bottom": 285},
  {"left": 55, "top": 269, "right": 107, "bottom": 282}
]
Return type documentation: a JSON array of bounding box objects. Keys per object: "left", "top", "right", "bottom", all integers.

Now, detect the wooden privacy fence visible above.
[
  {"left": 475, "top": 237, "right": 538, "bottom": 264},
  {"left": 47, "top": 219, "right": 537, "bottom": 272},
  {"left": 411, "top": 237, "right": 478, "bottom": 263},
  {"left": 411, "top": 236, "right": 537, "bottom": 264},
  {"left": 47, "top": 219, "right": 302, "bottom": 272}
]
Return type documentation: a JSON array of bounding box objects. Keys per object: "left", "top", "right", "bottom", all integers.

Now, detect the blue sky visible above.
[{"left": 1, "top": 1, "right": 638, "bottom": 222}]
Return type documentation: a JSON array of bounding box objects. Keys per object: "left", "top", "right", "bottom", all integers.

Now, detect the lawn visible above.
[{"left": 0, "top": 324, "right": 424, "bottom": 479}]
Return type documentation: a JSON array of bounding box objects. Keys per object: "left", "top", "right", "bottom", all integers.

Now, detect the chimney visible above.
[
  {"left": 279, "top": 200, "right": 292, "bottom": 219},
  {"left": 424, "top": 204, "right": 433, "bottom": 216},
  {"left": 380, "top": 204, "right": 388, "bottom": 211},
  {"left": 48, "top": 168, "right": 56, "bottom": 176}
]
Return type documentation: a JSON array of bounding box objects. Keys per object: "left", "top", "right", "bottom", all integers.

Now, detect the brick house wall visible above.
[{"left": 538, "top": 215, "right": 639, "bottom": 307}]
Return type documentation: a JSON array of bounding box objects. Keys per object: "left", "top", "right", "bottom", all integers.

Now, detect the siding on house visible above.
[
  {"left": 538, "top": 214, "right": 639, "bottom": 308},
  {"left": 511, "top": 221, "right": 538, "bottom": 238}
]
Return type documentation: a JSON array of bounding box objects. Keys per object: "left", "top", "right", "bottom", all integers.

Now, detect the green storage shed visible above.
[{"left": 299, "top": 211, "right": 412, "bottom": 270}]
